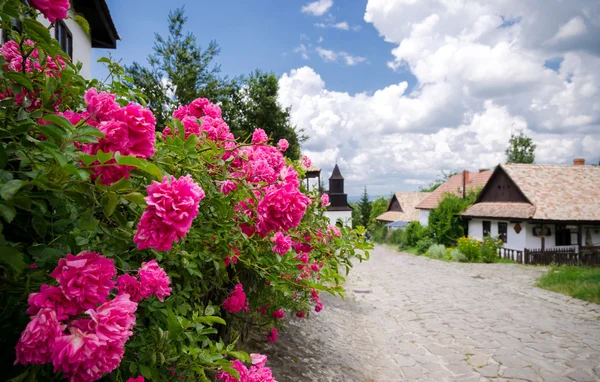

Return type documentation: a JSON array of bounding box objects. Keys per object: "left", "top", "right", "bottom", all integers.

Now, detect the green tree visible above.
[
  {"left": 126, "top": 7, "right": 232, "bottom": 128},
  {"left": 369, "top": 196, "right": 389, "bottom": 229},
  {"left": 224, "top": 70, "right": 305, "bottom": 159},
  {"left": 358, "top": 187, "right": 372, "bottom": 228},
  {"left": 428, "top": 190, "right": 479, "bottom": 246},
  {"left": 505, "top": 132, "right": 536, "bottom": 164}
]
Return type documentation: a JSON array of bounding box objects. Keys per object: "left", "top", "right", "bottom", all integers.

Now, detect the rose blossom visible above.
[
  {"left": 271, "top": 309, "right": 284, "bottom": 319},
  {"left": 127, "top": 377, "right": 145, "bottom": 382},
  {"left": 26, "top": 284, "right": 79, "bottom": 321},
  {"left": 29, "top": 0, "right": 70, "bottom": 23},
  {"left": 270, "top": 232, "right": 292, "bottom": 256},
  {"left": 222, "top": 284, "right": 248, "bottom": 314},
  {"left": 219, "top": 180, "right": 237, "bottom": 195},
  {"left": 50, "top": 251, "right": 116, "bottom": 310},
  {"left": 266, "top": 328, "right": 277, "bottom": 343},
  {"left": 116, "top": 274, "right": 143, "bottom": 303},
  {"left": 321, "top": 193, "right": 329, "bottom": 206},
  {"left": 15, "top": 309, "right": 65, "bottom": 365},
  {"left": 138, "top": 260, "right": 172, "bottom": 302},
  {"left": 86, "top": 294, "right": 137, "bottom": 344},
  {"left": 251, "top": 128, "right": 268, "bottom": 144},
  {"left": 301, "top": 155, "right": 311, "bottom": 169},
  {"left": 84, "top": 88, "right": 119, "bottom": 121},
  {"left": 276, "top": 139, "right": 289, "bottom": 152}
]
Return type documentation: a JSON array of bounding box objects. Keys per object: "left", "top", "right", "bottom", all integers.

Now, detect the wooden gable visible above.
[
  {"left": 388, "top": 195, "right": 403, "bottom": 212},
  {"left": 477, "top": 166, "right": 530, "bottom": 203}
]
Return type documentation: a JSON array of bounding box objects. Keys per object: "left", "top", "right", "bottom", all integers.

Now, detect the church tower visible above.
[{"left": 324, "top": 164, "right": 352, "bottom": 226}]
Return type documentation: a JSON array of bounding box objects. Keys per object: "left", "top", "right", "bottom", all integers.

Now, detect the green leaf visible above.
[
  {"left": 39, "top": 142, "right": 68, "bottom": 167},
  {"left": 38, "top": 123, "right": 68, "bottom": 142},
  {"left": 64, "top": 164, "right": 90, "bottom": 181},
  {"left": 122, "top": 192, "right": 146, "bottom": 206},
  {"left": 32, "top": 215, "right": 48, "bottom": 237},
  {"left": 0, "top": 246, "right": 26, "bottom": 274},
  {"left": 0, "top": 201, "right": 16, "bottom": 223},
  {"left": 78, "top": 153, "right": 97, "bottom": 166},
  {"left": 138, "top": 365, "right": 153, "bottom": 379},
  {"left": 167, "top": 309, "right": 183, "bottom": 341},
  {"left": 0, "top": 144, "right": 7, "bottom": 169},
  {"left": 42, "top": 114, "right": 75, "bottom": 132},
  {"left": 3, "top": 72, "right": 33, "bottom": 91},
  {"left": 7, "top": 369, "right": 30, "bottom": 382},
  {"left": 74, "top": 14, "right": 90, "bottom": 35},
  {"left": 228, "top": 351, "right": 250, "bottom": 362},
  {"left": 108, "top": 177, "right": 131, "bottom": 191},
  {"left": 196, "top": 316, "right": 226, "bottom": 325},
  {"left": 75, "top": 126, "right": 104, "bottom": 137},
  {"left": 102, "top": 192, "right": 118, "bottom": 217},
  {"left": 115, "top": 154, "right": 163, "bottom": 179},
  {"left": 97, "top": 57, "right": 111, "bottom": 64},
  {"left": 96, "top": 150, "right": 113, "bottom": 164},
  {"left": 185, "top": 134, "right": 199, "bottom": 150},
  {"left": 23, "top": 18, "right": 53, "bottom": 44},
  {"left": 0, "top": 180, "right": 26, "bottom": 200}
]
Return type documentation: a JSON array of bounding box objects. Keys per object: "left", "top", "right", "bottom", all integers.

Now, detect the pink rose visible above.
[
  {"left": 277, "top": 139, "right": 289, "bottom": 152},
  {"left": 29, "top": 0, "right": 70, "bottom": 23}
]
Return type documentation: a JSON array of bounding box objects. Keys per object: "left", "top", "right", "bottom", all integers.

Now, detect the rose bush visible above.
[{"left": 0, "top": 2, "right": 371, "bottom": 381}]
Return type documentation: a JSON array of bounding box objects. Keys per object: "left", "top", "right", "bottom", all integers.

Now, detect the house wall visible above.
[
  {"left": 324, "top": 211, "right": 352, "bottom": 227},
  {"left": 419, "top": 209, "right": 430, "bottom": 226}
]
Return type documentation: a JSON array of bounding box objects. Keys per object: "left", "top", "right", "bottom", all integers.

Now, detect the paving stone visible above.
[
  {"left": 244, "top": 246, "right": 600, "bottom": 382},
  {"left": 502, "top": 367, "right": 537, "bottom": 381},
  {"left": 565, "top": 369, "right": 596, "bottom": 382}
]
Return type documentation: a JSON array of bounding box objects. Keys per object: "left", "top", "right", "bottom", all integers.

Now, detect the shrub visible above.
[
  {"left": 388, "top": 228, "right": 404, "bottom": 246},
  {"left": 427, "top": 190, "right": 478, "bottom": 247},
  {"left": 426, "top": 244, "right": 446, "bottom": 259},
  {"left": 449, "top": 248, "right": 467, "bottom": 262},
  {"left": 457, "top": 237, "right": 482, "bottom": 261},
  {"left": 403, "top": 221, "right": 428, "bottom": 247},
  {"left": 416, "top": 237, "right": 436, "bottom": 254},
  {"left": 0, "top": 3, "right": 370, "bottom": 380},
  {"left": 372, "top": 225, "right": 387, "bottom": 243}
]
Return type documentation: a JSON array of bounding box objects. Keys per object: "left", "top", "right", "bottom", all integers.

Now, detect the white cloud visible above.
[
  {"left": 301, "top": 0, "right": 333, "bottom": 17},
  {"left": 315, "top": 47, "right": 367, "bottom": 65},
  {"left": 294, "top": 44, "right": 310, "bottom": 60},
  {"left": 318, "top": 36, "right": 324, "bottom": 43},
  {"left": 314, "top": 21, "right": 361, "bottom": 31},
  {"left": 281, "top": 0, "right": 600, "bottom": 196}
]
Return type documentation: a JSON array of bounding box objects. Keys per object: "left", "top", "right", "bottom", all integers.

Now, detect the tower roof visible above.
[{"left": 329, "top": 164, "right": 344, "bottom": 180}]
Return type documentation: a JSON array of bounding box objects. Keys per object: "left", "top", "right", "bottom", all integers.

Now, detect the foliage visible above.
[
  {"left": 126, "top": 8, "right": 303, "bottom": 159},
  {"left": 415, "top": 237, "right": 436, "bottom": 254},
  {"left": 428, "top": 190, "right": 478, "bottom": 247},
  {"left": 448, "top": 248, "right": 467, "bottom": 262},
  {"left": 225, "top": 70, "right": 304, "bottom": 160},
  {"left": 419, "top": 170, "right": 459, "bottom": 192},
  {"left": 357, "top": 187, "right": 372, "bottom": 228},
  {"left": 456, "top": 236, "right": 502, "bottom": 262},
  {"left": 505, "top": 132, "right": 536, "bottom": 164},
  {"left": 368, "top": 196, "right": 388, "bottom": 229},
  {"left": 0, "top": 3, "right": 370, "bottom": 381},
  {"left": 425, "top": 244, "right": 446, "bottom": 259},
  {"left": 387, "top": 228, "right": 404, "bottom": 246},
  {"left": 403, "top": 221, "right": 429, "bottom": 247},
  {"left": 456, "top": 237, "right": 482, "bottom": 262},
  {"left": 371, "top": 225, "right": 387, "bottom": 243},
  {"left": 537, "top": 266, "right": 600, "bottom": 304}
]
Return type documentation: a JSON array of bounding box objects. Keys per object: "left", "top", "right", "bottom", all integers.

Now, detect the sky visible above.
[{"left": 93, "top": 0, "right": 600, "bottom": 197}]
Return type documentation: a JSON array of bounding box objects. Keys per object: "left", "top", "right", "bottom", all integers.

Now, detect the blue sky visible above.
[{"left": 93, "top": 0, "right": 415, "bottom": 96}]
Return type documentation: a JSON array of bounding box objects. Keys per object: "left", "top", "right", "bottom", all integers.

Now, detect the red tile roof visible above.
[
  {"left": 376, "top": 192, "right": 430, "bottom": 222},
  {"left": 415, "top": 170, "right": 493, "bottom": 210},
  {"left": 462, "top": 202, "right": 536, "bottom": 219}
]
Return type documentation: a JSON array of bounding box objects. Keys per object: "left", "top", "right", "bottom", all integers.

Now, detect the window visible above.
[
  {"left": 55, "top": 20, "right": 73, "bottom": 58},
  {"left": 483, "top": 221, "right": 491, "bottom": 237},
  {"left": 498, "top": 222, "right": 507, "bottom": 243},
  {"left": 555, "top": 225, "right": 571, "bottom": 246}
]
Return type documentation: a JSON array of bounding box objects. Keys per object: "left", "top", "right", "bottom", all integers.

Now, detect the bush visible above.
[
  {"left": 428, "top": 191, "right": 478, "bottom": 247},
  {"left": 426, "top": 244, "right": 446, "bottom": 259},
  {"left": 372, "top": 225, "right": 387, "bottom": 243},
  {"left": 0, "top": 3, "right": 370, "bottom": 380},
  {"left": 448, "top": 248, "right": 467, "bottom": 262},
  {"left": 403, "top": 221, "right": 429, "bottom": 247},
  {"left": 456, "top": 237, "right": 482, "bottom": 261},
  {"left": 456, "top": 236, "right": 503, "bottom": 262},
  {"left": 416, "top": 237, "right": 436, "bottom": 254},
  {"left": 388, "top": 228, "right": 404, "bottom": 246}
]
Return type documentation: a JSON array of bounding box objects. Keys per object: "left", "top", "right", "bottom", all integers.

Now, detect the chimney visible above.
[
  {"left": 462, "top": 170, "right": 470, "bottom": 199},
  {"left": 573, "top": 158, "right": 585, "bottom": 166},
  {"left": 479, "top": 168, "right": 487, "bottom": 173}
]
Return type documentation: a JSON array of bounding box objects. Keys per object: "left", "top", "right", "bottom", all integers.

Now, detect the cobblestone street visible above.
[{"left": 252, "top": 245, "right": 600, "bottom": 382}]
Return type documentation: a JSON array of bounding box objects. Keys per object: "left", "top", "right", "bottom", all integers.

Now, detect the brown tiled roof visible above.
[
  {"left": 462, "top": 202, "right": 536, "bottom": 219},
  {"left": 503, "top": 164, "right": 600, "bottom": 221},
  {"left": 376, "top": 192, "right": 430, "bottom": 222},
  {"left": 415, "top": 171, "right": 493, "bottom": 210}
]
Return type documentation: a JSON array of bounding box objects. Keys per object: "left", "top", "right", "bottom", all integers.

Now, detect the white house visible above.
[
  {"left": 462, "top": 159, "right": 600, "bottom": 257},
  {"left": 376, "top": 192, "right": 430, "bottom": 229},
  {"left": 323, "top": 164, "right": 352, "bottom": 226},
  {"left": 415, "top": 170, "right": 493, "bottom": 226},
  {"left": 2, "top": 0, "right": 118, "bottom": 79}
]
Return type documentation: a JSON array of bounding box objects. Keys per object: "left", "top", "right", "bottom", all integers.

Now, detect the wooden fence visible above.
[
  {"left": 497, "top": 247, "right": 523, "bottom": 263},
  {"left": 523, "top": 247, "right": 600, "bottom": 266}
]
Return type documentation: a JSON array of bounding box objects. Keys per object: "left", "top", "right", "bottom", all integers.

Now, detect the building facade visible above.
[{"left": 323, "top": 164, "right": 352, "bottom": 226}]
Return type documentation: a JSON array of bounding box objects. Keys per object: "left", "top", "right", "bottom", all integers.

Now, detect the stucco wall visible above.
[
  {"left": 324, "top": 211, "right": 352, "bottom": 227},
  {"left": 419, "top": 209, "right": 429, "bottom": 226}
]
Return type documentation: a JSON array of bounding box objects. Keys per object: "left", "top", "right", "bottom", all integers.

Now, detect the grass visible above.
[
  {"left": 537, "top": 266, "right": 600, "bottom": 304},
  {"left": 400, "top": 246, "right": 420, "bottom": 255}
]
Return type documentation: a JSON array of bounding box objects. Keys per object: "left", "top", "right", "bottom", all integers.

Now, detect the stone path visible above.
[{"left": 250, "top": 245, "right": 600, "bottom": 381}]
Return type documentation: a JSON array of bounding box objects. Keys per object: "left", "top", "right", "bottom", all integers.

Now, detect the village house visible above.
[
  {"left": 415, "top": 169, "right": 493, "bottom": 226},
  {"left": 376, "top": 192, "right": 430, "bottom": 229},
  {"left": 1, "top": 0, "right": 118, "bottom": 79},
  {"left": 462, "top": 159, "right": 600, "bottom": 257}
]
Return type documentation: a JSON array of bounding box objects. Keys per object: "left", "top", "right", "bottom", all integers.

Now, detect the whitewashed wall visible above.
[
  {"left": 419, "top": 209, "right": 429, "bottom": 226},
  {"left": 324, "top": 211, "right": 352, "bottom": 227}
]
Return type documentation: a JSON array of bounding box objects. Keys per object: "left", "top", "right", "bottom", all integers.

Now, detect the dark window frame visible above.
[
  {"left": 54, "top": 20, "right": 73, "bottom": 59},
  {"left": 555, "top": 225, "right": 571, "bottom": 246},
  {"left": 498, "top": 222, "right": 508, "bottom": 243},
  {"left": 483, "top": 221, "right": 491, "bottom": 237}
]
